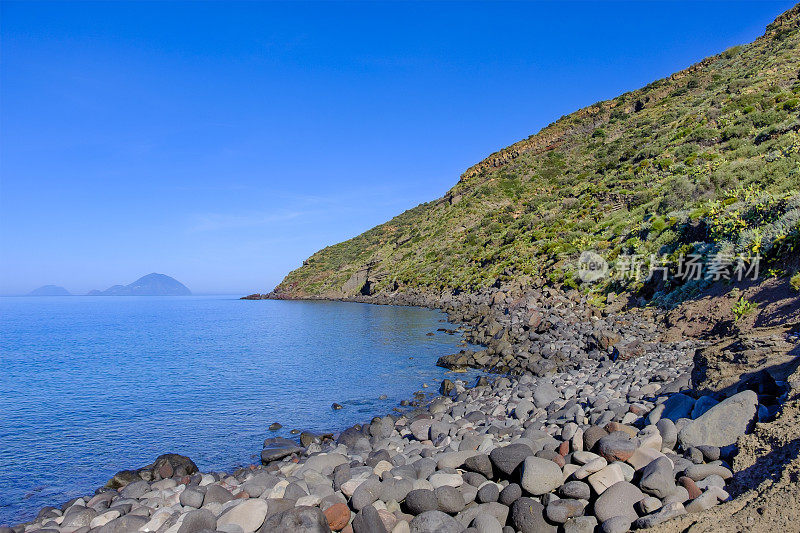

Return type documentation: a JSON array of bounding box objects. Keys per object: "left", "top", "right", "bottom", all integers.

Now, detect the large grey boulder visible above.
[
  {"left": 638, "top": 457, "right": 677, "bottom": 499},
  {"left": 261, "top": 438, "right": 304, "bottom": 464},
  {"left": 593, "top": 481, "right": 643, "bottom": 523},
  {"left": 178, "top": 509, "right": 217, "bottom": 533},
  {"left": 533, "top": 382, "right": 560, "bottom": 408},
  {"left": 217, "top": 499, "right": 269, "bottom": 532},
  {"left": 489, "top": 443, "right": 533, "bottom": 476},
  {"left": 511, "top": 498, "right": 557, "bottom": 533},
  {"left": 677, "top": 391, "right": 758, "bottom": 448},
  {"left": 520, "top": 456, "right": 562, "bottom": 495},
  {"left": 660, "top": 393, "right": 695, "bottom": 422}
]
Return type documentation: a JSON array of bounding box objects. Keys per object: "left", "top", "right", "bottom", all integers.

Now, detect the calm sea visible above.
[{"left": 0, "top": 296, "right": 478, "bottom": 524}]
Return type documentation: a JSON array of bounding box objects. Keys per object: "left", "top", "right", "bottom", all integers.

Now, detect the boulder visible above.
[
  {"left": 511, "top": 498, "right": 557, "bottom": 533},
  {"left": 323, "top": 503, "right": 350, "bottom": 531},
  {"left": 661, "top": 393, "right": 695, "bottom": 421},
  {"left": 489, "top": 444, "right": 534, "bottom": 477},
  {"left": 520, "top": 456, "right": 562, "bottom": 495},
  {"left": 217, "top": 498, "right": 269, "bottom": 532},
  {"left": 261, "top": 438, "right": 304, "bottom": 464},
  {"left": 352, "top": 505, "right": 387, "bottom": 533},
  {"left": 593, "top": 481, "right": 643, "bottom": 523},
  {"left": 596, "top": 432, "right": 636, "bottom": 462},
  {"left": 677, "top": 391, "right": 758, "bottom": 448},
  {"left": 533, "top": 382, "right": 560, "bottom": 408},
  {"left": 177, "top": 509, "right": 217, "bottom": 533}
]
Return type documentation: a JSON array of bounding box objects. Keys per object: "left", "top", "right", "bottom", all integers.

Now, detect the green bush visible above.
[
  {"left": 733, "top": 297, "right": 758, "bottom": 321},
  {"left": 791, "top": 272, "right": 800, "bottom": 292}
]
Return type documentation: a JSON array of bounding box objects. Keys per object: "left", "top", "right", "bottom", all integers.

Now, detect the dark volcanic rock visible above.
[
  {"left": 261, "top": 437, "right": 304, "bottom": 464},
  {"left": 511, "top": 497, "right": 557, "bottom": 533},
  {"left": 489, "top": 443, "right": 533, "bottom": 476}
]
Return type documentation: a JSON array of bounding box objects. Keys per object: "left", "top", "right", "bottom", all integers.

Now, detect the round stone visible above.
[
  {"left": 404, "top": 489, "right": 438, "bottom": 515},
  {"left": 490, "top": 444, "right": 534, "bottom": 477},
  {"left": 593, "top": 481, "right": 643, "bottom": 523},
  {"left": 434, "top": 486, "right": 465, "bottom": 513},
  {"left": 180, "top": 487, "right": 205, "bottom": 508},
  {"left": 499, "top": 483, "right": 522, "bottom": 506},
  {"left": 596, "top": 433, "right": 636, "bottom": 463},
  {"left": 477, "top": 483, "right": 499, "bottom": 503},
  {"left": 520, "top": 456, "right": 562, "bottom": 496},
  {"left": 546, "top": 499, "right": 585, "bottom": 523},
  {"left": 511, "top": 497, "right": 557, "bottom": 533},
  {"left": 216, "top": 499, "right": 269, "bottom": 533},
  {"left": 558, "top": 481, "right": 590, "bottom": 500},
  {"left": 177, "top": 509, "right": 217, "bottom": 533},
  {"left": 324, "top": 503, "right": 351, "bottom": 531}
]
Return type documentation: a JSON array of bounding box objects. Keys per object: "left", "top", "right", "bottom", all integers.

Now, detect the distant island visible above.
[
  {"left": 87, "top": 273, "right": 191, "bottom": 296},
  {"left": 28, "top": 285, "right": 71, "bottom": 296}
]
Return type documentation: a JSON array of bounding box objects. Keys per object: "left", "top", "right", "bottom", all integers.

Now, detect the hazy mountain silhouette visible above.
[
  {"left": 87, "top": 273, "right": 191, "bottom": 296},
  {"left": 28, "top": 285, "right": 71, "bottom": 296}
]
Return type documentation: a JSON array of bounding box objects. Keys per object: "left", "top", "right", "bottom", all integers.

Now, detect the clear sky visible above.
[{"left": 0, "top": 1, "right": 795, "bottom": 295}]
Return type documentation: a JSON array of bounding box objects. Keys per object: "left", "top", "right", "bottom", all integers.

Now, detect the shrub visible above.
[
  {"left": 732, "top": 297, "right": 758, "bottom": 321},
  {"left": 791, "top": 272, "right": 800, "bottom": 292}
]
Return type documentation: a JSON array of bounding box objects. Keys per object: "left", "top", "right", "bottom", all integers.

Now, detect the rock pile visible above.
[{"left": 352, "top": 280, "right": 664, "bottom": 377}]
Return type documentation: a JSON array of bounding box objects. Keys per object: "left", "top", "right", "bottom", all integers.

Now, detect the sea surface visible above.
[{"left": 0, "top": 295, "right": 480, "bottom": 525}]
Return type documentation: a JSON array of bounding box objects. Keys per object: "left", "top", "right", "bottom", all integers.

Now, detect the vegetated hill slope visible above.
[{"left": 272, "top": 5, "right": 800, "bottom": 304}]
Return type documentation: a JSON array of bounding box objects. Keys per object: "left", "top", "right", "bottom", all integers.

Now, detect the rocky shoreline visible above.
[{"left": 9, "top": 282, "right": 797, "bottom": 533}]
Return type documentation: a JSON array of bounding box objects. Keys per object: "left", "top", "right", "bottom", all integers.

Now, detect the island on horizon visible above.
[
  {"left": 27, "top": 285, "right": 72, "bottom": 296},
  {"left": 87, "top": 273, "right": 192, "bottom": 296}
]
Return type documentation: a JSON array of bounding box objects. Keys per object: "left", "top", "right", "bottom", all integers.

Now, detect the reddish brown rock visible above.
[
  {"left": 158, "top": 461, "right": 173, "bottom": 479},
  {"left": 324, "top": 503, "right": 351, "bottom": 531},
  {"left": 629, "top": 404, "right": 647, "bottom": 415},
  {"left": 558, "top": 441, "right": 570, "bottom": 456},
  {"left": 596, "top": 432, "right": 637, "bottom": 462},
  {"left": 678, "top": 476, "right": 702, "bottom": 499}
]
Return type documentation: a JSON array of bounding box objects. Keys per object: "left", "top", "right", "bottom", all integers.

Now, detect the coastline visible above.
[{"left": 10, "top": 279, "right": 798, "bottom": 532}]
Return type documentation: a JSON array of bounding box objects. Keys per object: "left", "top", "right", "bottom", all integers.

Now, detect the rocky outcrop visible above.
[
  {"left": 105, "top": 454, "right": 198, "bottom": 489},
  {"left": 342, "top": 268, "right": 374, "bottom": 296}
]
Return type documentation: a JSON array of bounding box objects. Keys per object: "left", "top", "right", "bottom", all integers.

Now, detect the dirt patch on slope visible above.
[{"left": 662, "top": 275, "right": 800, "bottom": 342}]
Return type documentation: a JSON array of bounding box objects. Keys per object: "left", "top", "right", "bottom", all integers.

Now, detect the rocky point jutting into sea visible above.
[{"left": 8, "top": 5, "right": 800, "bottom": 533}]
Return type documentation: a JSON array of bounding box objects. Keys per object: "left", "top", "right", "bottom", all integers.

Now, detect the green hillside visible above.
[{"left": 272, "top": 5, "right": 800, "bottom": 306}]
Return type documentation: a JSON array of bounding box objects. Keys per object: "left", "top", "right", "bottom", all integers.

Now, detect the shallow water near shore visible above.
[{"left": 0, "top": 295, "right": 480, "bottom": 524}]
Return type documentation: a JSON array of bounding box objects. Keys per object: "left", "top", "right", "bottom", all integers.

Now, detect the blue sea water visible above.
[{"left": 0, "top": 296, "right": 479, "bottom": 525}]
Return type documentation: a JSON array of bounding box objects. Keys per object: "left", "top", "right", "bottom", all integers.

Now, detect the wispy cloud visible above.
[
  {"left": 187, "top": 182, "right": 433, "bottom": 233},
  {"left": 188, "top": 210, "right": 305, "bottom": 232}
]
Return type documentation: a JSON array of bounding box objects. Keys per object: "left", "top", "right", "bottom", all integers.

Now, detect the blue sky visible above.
[{"left": 0, "top": 1, "right": 794, "bottom": 295}]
